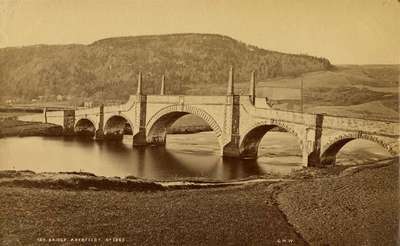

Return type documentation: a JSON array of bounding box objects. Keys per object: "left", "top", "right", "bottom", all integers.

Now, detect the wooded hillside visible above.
[{"left": 0, "top": 33, "right": 332, "bottom": 103}]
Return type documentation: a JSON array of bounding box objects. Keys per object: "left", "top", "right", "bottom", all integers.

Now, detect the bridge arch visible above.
[
  {"left": 321, "top": 133, "right": 397, "bottom": 165},
  {"left": 104, "top": 114, "right": 134, "bottom": 140},
  {"left": 146, "top": 105, "right": 223, "bottom": 146},
  {"left": 239, "top": 120, "right": 302, "bottom": 159},
  {"left": 74, "top": 118, "right": 96, "bottom": 138}
]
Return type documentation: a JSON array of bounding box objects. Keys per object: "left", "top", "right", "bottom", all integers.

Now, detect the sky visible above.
[{"left": 0, "top": 0, "right": 399, "bottom": 64}]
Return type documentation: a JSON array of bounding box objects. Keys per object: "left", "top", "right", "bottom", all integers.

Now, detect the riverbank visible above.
[
  {"left": 0, "top": 118, "right": 63, "bottom": 138},
  {"left": 0, "top": 159, "right": 398, "bottom": 245},
  {"left": 277, "top": 158, "right": 399, "bottom": 246},
  {"left": 0, "top": 174, "right": 307, "bottom": 245}
]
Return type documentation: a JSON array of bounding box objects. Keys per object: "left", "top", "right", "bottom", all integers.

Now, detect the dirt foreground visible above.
[
  {"left": 277, "top": 159, "right": 399, "bottom": 246},
  {"left": 0, "top": 183, "right": 307, "bottom": 245},
  {"left": 0, "top": 159, "right": 398, "bottom": 245}
]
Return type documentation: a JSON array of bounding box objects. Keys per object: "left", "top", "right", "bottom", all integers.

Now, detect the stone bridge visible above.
[{"left": 24, "top": 69, "right": 399, "bottom": 167}]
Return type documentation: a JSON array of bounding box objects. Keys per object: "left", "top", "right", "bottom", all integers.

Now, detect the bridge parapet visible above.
[
  {"left": 322, "top": 115, "right": 399, "bottom": 136},
  {"left": 240, "top": 96, "right": 316, "bottom": 126},
  {"left": 75, "top": 107, "right": 100, "bottom": 117},
  {"left": 181, "top": 96, "right": 228, "bottom": 105},
  {"left": 254, "top": 97, "right": 272, "bottom": 109},
  {"left": 147, "top": 95, "right": 228, "bottom": 105},
  {"left": 147, "top": 95, "right": 180, "bottom": 104},
  {"left": 45, "top": 110, "right": 64, "bottom": 126},
  {"left": 104, "top": 104, "right": 129, "bottom": 114},
  {"left": 104, "top": 96, "right": 136, "bottom": 113}
]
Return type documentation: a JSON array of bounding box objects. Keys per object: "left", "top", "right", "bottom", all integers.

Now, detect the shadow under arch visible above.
[
  {"left": 321, "top": 134, "right": 395, "bottom": 166},
  {"left": 104, "top": 115, "right": 133, "bottom": 141},
  {"left": 239, "top": 122, "right": 302, "bottom": 159},
  {"left": 146, "top": 105, "right": 223, "bottom": 147},
  {"left": 74, "top": 118, "right": 96, "bottom": 138}
]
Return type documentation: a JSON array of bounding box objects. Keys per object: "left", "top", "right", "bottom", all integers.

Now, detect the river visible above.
[{"left": 0, "top": 131, "right": 392, "bottom": 180}]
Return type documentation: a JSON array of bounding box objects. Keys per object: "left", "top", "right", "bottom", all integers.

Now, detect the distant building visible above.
[
  {"left": 31, "top": 99, "right": 38, "bottom": 103},
  {"left": 56, "top": 95, "right": 63, "bottom": 101}
]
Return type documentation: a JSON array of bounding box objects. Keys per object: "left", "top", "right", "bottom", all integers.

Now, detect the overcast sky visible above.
[{"left": 0, "top": 0, "right": 399, "bottom": 64}]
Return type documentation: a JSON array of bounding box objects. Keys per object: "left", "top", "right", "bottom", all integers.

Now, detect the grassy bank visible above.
[
  {"left": 277, "top": 158, "right": 399, "bottom": 246},
  {"left": 0, "top": 119, "right": 62, "bottom": 138},
  {"left": 0, "top": 183, "right": 307, "bottom": 245},
  {"left": 0, "top": 171, "right": 164, "bottom": 192},
  {"left": 0, "top": 160, "right": 398, "bottom": 245}
]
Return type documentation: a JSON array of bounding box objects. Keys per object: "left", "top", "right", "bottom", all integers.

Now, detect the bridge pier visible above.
[
  {"left": 95, "top": 104, "right": 105, "bottom": 140},
  {"left": 132, "top": 132, "right": 147, "bottom": 146},
  {"left": 222, "top": 90, "right": 241, "bottom": 157},
  {"left": 63, "top": 109, "right": 75, "bottom": 136},
  {"left": 222, "top": 68, "right": 241, "bottom": 157},
  {"left": 222, "top": 141, "right": 241, "bottom": 158},
  {"left": 132, "top": 73, "right": 148, "bottom": 146},
  {"left": 303, "top": 114, "right": 324, "bottom": 167}
]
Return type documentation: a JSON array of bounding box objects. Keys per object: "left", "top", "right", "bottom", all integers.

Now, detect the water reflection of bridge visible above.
[{"left": 21, "top": 68, "right": 399, "bottom": 167}]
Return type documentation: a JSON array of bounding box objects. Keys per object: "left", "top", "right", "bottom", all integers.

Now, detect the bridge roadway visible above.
[{"left": 19, "top": 70, "right": 399, "bottom": 167}]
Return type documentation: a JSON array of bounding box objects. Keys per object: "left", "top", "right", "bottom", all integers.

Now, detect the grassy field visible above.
[
  {"left": 306, "top": 101, "right": 398, "bottom": 120},
  {"left": 257, "top": 65, "right": 398, "bottom": 89}
]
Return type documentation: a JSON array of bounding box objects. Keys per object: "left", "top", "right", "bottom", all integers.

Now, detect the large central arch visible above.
[
  {"left": 239, "top": 120, "right": 302, "bottom": 159},
  {"left": 146, "top": 105, "right": 223, "bottom": 146}
]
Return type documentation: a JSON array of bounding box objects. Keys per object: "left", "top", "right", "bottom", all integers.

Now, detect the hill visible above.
[
  {"left": 0, "top": 33, "right": 332, "bottom": 104},
  {"left": 255, "top": 65, "right": 398, "bottom": 120}
]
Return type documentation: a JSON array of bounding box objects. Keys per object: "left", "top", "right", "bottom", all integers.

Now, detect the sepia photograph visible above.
[{"left": 0, "top": 0, "right": 399, "bottom": 245}]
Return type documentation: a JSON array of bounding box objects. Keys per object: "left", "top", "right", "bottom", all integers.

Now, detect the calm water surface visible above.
[{"left": 0, "top": 132, "right": 391, "bottom": 180}]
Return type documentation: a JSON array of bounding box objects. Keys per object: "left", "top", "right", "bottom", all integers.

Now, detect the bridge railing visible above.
[
  {"left": 322, "top": 115, "right": 399, "bottom": 136},
  {"left": 146, "top": 95, "right": 228, "bottom": 105},
  {"left": 180, "top": 96, "right": 227, "bottom": 104},
  {"left": 46, "top": 110, "right": 64, "bottom": 118},
  {"left": 254, "top": 98, "right": 271, "bottom": 109},
  {"left": 241, "top": 95, "right": 400, "bottom": 135},
  {"left": 147, "top": 95, "right": 180, "bottom": 104},
  {"left": 75, "top": 107, "right": 100, "bottom": 117}
]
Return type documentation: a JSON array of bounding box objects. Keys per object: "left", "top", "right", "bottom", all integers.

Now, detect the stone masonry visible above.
[{"left": 33, "top": 70, "right": 400, "bottom": 167}]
